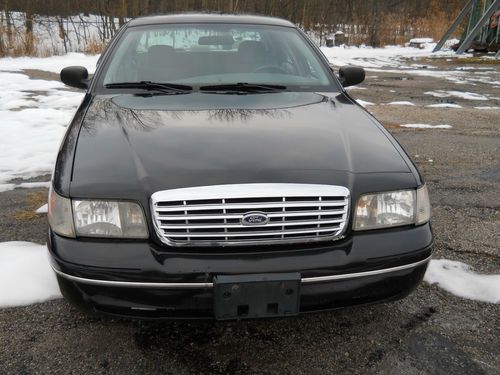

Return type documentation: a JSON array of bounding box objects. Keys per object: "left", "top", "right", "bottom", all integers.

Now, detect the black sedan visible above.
[{"left": 49, "top": 14, "right": 432, "bottom": 320}]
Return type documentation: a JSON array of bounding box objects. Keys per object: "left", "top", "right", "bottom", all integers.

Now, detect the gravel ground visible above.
[{"left": 0, "top": 58, "right": 499, "bottom": 374}]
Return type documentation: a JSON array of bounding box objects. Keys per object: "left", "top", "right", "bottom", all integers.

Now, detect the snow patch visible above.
[
  {"left": 0, "top": 242, "right": 61, "bottom": 308},
  {"left": 424, "top": 259, "right": 500, "bottom": 304},
  {"left": 409, "top": 38, "right": 434, "bottom": 44},
  {"left": 0, "top": 184, "right": 16, "bottom": 192},
  {"left": 320, "top": 44, "right": 443, "bottom": 69},
  {"left": 355, "top": 99, "right": 375, "bottom": 107},
  {"left": 18, "top": 181, "right": 51, "bottom": 189},
  {"left": 424, "top": 90, "right": 488, "bottom": 101},
  {"left": 0, "top": 53, "right": 99, "bottom": 74},
  {"left": 36, "top": 204, "right": 48, "bottom": 214},
  {"left": 0, "top": 181, "right": 50, "bottom": 192},
  {"left": 474, "top": 106, "right": 500, "bottom": 110},
  {"left": 0, "top": 66, "right": 86, "bottom": 183},
  {"left": 426, "top": 103, "right": 462, "bottom": 108},
  {"left": 387, "top": 101, "right": 415, "bottom": 106},
  {"left": 401, "top": 124, "right": 452, "bottom": 129}
]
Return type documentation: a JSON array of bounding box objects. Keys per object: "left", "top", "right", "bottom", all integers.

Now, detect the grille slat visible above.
[
  {"left": 151, "top": 184, "right": 349, "bottom": 247},
  {"left": 165, "top": 227, "right": 339, "bottom": 238},
  {"left": 154, "top": 200, "right": 348, "bottom": 212},
  {"left": 156, "top": 209, "right": 346, "bottom": 221},
  {"left": 159, "top": 218, "right": 344, "bottom": 230}
]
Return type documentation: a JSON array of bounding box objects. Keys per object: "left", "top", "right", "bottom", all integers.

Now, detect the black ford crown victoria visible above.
[{"left": 49, "top": 14, "right": 433, "bottom": 320}]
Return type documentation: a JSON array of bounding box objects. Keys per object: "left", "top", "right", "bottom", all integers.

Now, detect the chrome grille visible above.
[{"left": 151, "top": 184, "right": 350, "bottom": 247}]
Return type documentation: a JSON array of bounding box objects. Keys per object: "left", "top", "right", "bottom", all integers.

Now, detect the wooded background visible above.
[{"left": 0, "top": 0, "right": 466, "bottom": 56}]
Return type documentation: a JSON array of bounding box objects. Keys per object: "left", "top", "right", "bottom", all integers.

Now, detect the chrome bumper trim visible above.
[
  {"left": 52, "top": 256, "right": 431, "bottom": 289},
  {"left": 300, "top": 256, "right": 431, "bottom": 283}
]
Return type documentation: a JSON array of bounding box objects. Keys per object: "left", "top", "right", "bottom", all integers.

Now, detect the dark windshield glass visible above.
[{"left": 99, "top": 23, "right": 336, "bottom": 91}]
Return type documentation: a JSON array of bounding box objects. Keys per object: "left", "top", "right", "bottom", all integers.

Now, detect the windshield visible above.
[{"left": 99, "top": 23, "right": 336, "bottom": 91}]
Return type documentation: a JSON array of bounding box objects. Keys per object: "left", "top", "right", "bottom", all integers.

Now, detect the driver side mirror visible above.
[
  {"left": 60, "top": 66, "right": 89, "bottom": 89},
  {"left": 338, "top": 66, "right": 365, "bottom": 87}
]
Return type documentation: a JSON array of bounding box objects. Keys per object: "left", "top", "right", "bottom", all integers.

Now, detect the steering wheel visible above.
[{"left": 253, "top": 65, "right": 288, "bottom": 74}]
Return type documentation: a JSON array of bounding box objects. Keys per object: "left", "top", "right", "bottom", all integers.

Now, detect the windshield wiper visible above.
[
  {"left": 200, "top": 82, "right": 287, "bottom": 93},
  {"left": 104, "top": 81, "right": 193, "bottom": 94}
]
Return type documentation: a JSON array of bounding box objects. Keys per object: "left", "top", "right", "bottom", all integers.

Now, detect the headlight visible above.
[
  {"left": 354, "top": 185, "right": 430, "bottom": 231},
  {"left": 48, "top": 187, "right": 75, "bottom": 238},
  {"left": 73, "top": 200, "right": 148, "bottom": 238}
]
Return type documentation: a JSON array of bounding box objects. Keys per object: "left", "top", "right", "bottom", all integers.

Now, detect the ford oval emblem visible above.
[{"left": 241, "top": 212, "right": 269, "bottom": 226}]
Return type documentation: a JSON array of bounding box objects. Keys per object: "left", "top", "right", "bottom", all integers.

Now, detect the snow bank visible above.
[
  {"left": 0, "top": 66, "right": 86, "bottom": 183},
  {"left": 401, "top": 124, "right": 452, "bottom": 129},
  {"left": 320, "top": 44, "right": 442, "bottom": 68},
  {"left": 320, "top": 45, "right": 500, "bottom": 87},
  {"left": 0, "top": 242, "right": 61, "bottom": 307},
  {"left": 425, "top": 259, "right": 500, "bottom": 304},
  {"left": 0, "top": 53, "right": 99, "bottom": 74}
]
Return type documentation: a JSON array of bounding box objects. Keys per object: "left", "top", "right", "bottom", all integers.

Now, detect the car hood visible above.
[{"left": 70, "top": 92, "right": 413, "bottom": 198}]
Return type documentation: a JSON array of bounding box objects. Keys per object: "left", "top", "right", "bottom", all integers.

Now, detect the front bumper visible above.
[{"left": 48, "top": 223, "right": 433, "bottom": 319}]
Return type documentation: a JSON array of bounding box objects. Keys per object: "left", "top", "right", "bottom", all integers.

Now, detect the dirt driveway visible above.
[{"left": 0, "top": 58, "right": 498, "bottom": 375}]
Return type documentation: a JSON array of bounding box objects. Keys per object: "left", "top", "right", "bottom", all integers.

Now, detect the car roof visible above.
[{"left": 128, "top": 13, "right": 295, "bottom": 28}]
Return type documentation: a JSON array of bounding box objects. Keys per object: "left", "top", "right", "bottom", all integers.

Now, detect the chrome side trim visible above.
[{"left": 51, "top": 256, "right": 431, "bottom": 289}]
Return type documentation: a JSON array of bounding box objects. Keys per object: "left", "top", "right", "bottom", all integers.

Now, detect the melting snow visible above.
[
  {"left": 36, "top": 204, "right": 48, "bottom": 213},
  {"left": 0, "top": 184, "right": 16, "bottom": 192},
  {"left": 425, "top": 90, "right": 489, "bottom": 101},
  {"left": 0, "top": 242, "right": 61, "bottom": 307},
  {"left": 409, "top": 38, "right": 434, "bottom": 44},
  {"left": 0, "top": 53, "right": 99, "bottom": 74},
  {"left": 0, "top": 56, "right": 92, "bottom": 183},
  {"left": 0, "top": 181, "right": 50, "bottom": 192},
  {"left": 474, "top": 106, "right": 500, "bottom": 110},
  {"left": 320, "top": 44, "right": 446, "bottom": 69},
  {"left": 355, "top": 99, "right": 375, "bottom": 107},
  {"left": 387, "top": 101, "right": 415, "bottom": 106},
  {"left": 426, "top": 103, "right": 462, "bottom": 108},
  {"left": 401, "top": 124, "right": 453, "bottom": 129},
  {"left": 425, "top": 259, "right": 500, "bottom": 304}
]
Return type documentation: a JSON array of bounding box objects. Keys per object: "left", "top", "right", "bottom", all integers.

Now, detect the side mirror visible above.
[
  {"left": 338, "top": 66, "right": 365, "bottom": 87},
  {"left": 60, "top": 66, "right": 89, "bottom": 89}
]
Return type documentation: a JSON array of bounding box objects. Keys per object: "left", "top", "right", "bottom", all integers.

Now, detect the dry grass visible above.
[
  {"left": 14, "top": 191, "right": 47, "bottom": 222},
  {"left": 84, "top": 38, "right": 105, "bottom": 54},
  {"left": 0, "top": 29, "right": 38, "bottom": 57}
]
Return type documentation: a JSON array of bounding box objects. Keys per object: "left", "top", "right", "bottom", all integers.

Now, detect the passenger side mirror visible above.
[
  {"left": 338, "top": 66, "right": 365, "bottom": 87},
  {"left": 60, "top": 66, "right": 89, "bottom": 89}
]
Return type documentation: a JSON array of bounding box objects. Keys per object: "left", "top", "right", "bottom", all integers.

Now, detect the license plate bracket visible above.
[{"left": 213, "top": 273, "right": 300, "bottom": 320}]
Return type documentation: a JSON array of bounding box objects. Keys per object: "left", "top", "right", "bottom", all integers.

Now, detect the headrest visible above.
[
  {"left": 237, "top": 41, "right": 265, "bottom": 58},
  {"left": 148, "top": 45, "right": 175, "bottom": 61}
]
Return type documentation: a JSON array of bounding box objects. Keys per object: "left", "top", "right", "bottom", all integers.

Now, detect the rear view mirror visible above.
[
  {"left": 338, "top": 66, "right": 365, "bottom": 87},
  {"left": 60, "top": 66, "right": 89, "bottom": 89}
]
